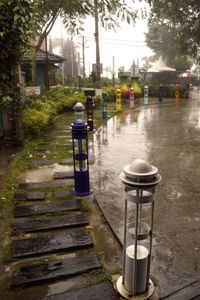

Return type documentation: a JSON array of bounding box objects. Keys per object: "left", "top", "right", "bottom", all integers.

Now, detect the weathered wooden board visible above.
[
  {"left": 19, "top": 179, "right": 73, "bottom": 190},
  {"left": 53, "top": 171, "right": 74, "bottom": 180},
  {"left": 14, "top": 199, "right": 81, "bottom": 217},
  {"left": 12, "top": 213, "right": 88, "bottom": 233},
  {"left": 60, "top": 158, "right": 73, "bottom": 165},
  {"left": 160, "top": 279, "right": 200, "bottom": 300},
  {"left": 12, "top": 229, "right": 93, "bottom": 258},
  {"left": 13, "top": 192, "right": 46, "bottom": 202},
  {"left": 41, "top": 281, "right": 120, "bottom": 300},
  {"left": 53, "top": 189, "right": 72, "bottom": 199},
  {"left": 11, "top": 252, "right": 101, "bottom": 288}
]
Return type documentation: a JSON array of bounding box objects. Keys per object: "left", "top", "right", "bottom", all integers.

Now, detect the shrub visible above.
[
  {"left": 23, "top": 87, "right": 86, "bottom": 136},
  {"left": 23, "top": 108, "right": 49, "bottom": 135}
]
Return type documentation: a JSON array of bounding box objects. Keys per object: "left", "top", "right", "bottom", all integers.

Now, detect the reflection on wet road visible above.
[{"left": 90, "top": 92, "right": 200, "bottom": 297}]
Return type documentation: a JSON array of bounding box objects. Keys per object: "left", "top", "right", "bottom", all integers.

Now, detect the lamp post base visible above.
[{"left": 116, "top": 276, "right": 154, "bottom": 300}]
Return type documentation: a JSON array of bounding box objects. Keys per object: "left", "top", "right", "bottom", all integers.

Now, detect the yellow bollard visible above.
[
  {"left": 175, "top": 84, "right": 180, "bottom": 100},
  {"left": 116, "top": 88, "right": 122, "bottom": 112}
]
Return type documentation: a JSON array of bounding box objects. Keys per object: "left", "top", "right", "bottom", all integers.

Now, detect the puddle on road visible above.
[{"left": 17, "top": 163, "right": 73, "bottom": 183}]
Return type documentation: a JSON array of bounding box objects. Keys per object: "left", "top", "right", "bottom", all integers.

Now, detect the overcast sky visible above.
[{"left": 50, "top": 0, "right": 154, "bottom": 77}]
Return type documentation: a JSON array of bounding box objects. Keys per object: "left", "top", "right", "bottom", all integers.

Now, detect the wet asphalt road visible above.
[{"left": 90, "top": 91, "right": 200, "bottom": 297}]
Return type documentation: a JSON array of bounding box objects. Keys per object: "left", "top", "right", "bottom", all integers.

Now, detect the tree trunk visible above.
[{"left": 13, "top": 63, "right": 24, "bottom": 145}]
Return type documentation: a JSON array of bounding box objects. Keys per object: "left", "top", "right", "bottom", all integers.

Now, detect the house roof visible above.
[{"left": 23, "top": 49, "right": 65, "bottom": 63}]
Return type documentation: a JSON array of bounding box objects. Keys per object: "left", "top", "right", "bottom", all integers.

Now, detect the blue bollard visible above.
[{"left": 71, "top": 118, "right": 93, "bottom": 196}]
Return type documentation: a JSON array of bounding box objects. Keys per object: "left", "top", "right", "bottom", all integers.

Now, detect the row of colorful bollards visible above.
[{"left": 115, "top": 83, "right": 193, "bottom": 112}]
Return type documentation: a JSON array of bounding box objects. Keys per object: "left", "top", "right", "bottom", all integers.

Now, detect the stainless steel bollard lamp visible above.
[
  {"left": 117, "top": 158, "right": 161, "bottom": 299},
  {"left": 73, "top": 102, "right": 85, "bottom": 120}
]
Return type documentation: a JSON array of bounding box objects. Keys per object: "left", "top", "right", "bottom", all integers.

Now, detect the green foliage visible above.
[
  {"left": 23, "top": 87, "right": 85, "bottom": 135},
  {"left": 23, "top": 109, "right": 50, "bottom": 135},
  {"left": 145, "top": 20, "right": 192, "bottom": 72},
  {"left": 147, "top": 0, "right": 200, "bottom": 62},
  {"left": 102, "top": 87, "right": 116, "bottom": 101},
  {"left": 0, "top": 0, "right": 34, "bottom": 106}
]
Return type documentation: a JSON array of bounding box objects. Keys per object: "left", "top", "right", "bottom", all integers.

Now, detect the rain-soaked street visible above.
[{"left": 90, "top": 90, "right": 200, "bottom": 297}]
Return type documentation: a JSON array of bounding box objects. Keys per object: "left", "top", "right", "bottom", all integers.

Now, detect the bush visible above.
[
  {"left": 101, "top": 86, "right": 116, "bottom": 101},
  {"left": 23, "top": 87, "right": 86, "bottom": 136},
  {"left": 23, "top": 108, "right": 49, "bottom": 135}
]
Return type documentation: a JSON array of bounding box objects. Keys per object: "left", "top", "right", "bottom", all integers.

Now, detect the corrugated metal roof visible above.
[{"left": 23, "top": 49, "right": 65, "bottom": 63}]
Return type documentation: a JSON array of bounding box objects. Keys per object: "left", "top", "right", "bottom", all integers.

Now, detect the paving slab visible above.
[
  {"left": 11, "top": 252, "right": 101, "bottom": 288},
  {"left": 14, "top": 199, "right": 81, "bottom": 217},
  {"left": 29, "top": 159, "right": 52, "bottom": 166},
  {"left": 60, "top": 158, "right": 73, "bottom": 165},
  {"left": 53, "top": 189, "right": 72, "bottom": 199},
  {"left": 53, "top": 171, "right": 74, "bottom": 179},
  {"left": 19, "top": 179, "right": 73, "bottom": 190},
  {"left": 52, "top": 126, "right": 70, "bottom": 131},
  {"left": 162, "top": 279, "right": 200, "bottom": 300},
  {"left": 12, "top": 213, "right": 88, "bottom": 233},
  {"left": 36, "top": 144, "right": 71, "bottom": 150},
  {"left": 42, "top": 281, "right": 120, "bottom": 300},
  {"left": 13, "top": 192, "right": 46, "bottom": 201},
  {"left": 40, "top": 137, "right": 68, "bottom": 143},
  {"left": 12, "top": 229, "right": 93, "bottom": 258}
]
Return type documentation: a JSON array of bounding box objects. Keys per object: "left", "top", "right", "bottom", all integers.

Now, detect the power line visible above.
[
  {"left": 85, "top": 36, "right": 147, "bottom": 46},
  {"left": 86, "top": 36, "right": 146, "bottom": 42}
]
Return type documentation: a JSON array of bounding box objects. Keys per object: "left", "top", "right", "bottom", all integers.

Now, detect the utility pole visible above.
[
  {"left": 45, "top": 34, "right": 49, "bottom": 90},
  {"left": 112, "top": 56, "right": 115, "bottom": 87},
  {"left": 82, "top": 36, "right": 86, "bottom": 78},
  {"left": 71, "top": 38, "right": 74, "bottom": 79},
  {"left": 60, "top": 21, "right": 65, "bottom": 86},
  {"left": 94, "top": 0, "right": 101, "bottom": 87}
]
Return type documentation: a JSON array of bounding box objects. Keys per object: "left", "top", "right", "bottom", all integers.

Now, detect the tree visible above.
[
  {"left": 145, "top": 21, "right": 192, "bottom": 72},
  {"left": 91, "top": 0, "right": 138, "bottom": 86},
  {"left": 31, "top": 0, "right": 92, "bottom": 84},
  {"left": 0, "top": 0, "right": 34, "bottom": 104},
  {"left": 147, "top": 0, "right": 200, "bottom": 62},
  {"left": 32, "top": 0, "right": 139, "bottom": 86},
  {"left": 0, "top": 0, "right": 35, "bottom": 143}
]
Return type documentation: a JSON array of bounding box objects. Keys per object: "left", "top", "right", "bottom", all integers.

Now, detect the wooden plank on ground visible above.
[
  {"left": 60, "top": 158, "right": 73, "bottom": 165},
  {"left": 19, "top": 179, "right": 73, "bottom": 190},
  {"left": 11, "top": 252, "right": 101, "bottom": 288},
  {"left": 12, "top": 229, "right": 93, "bottom": 258},
  {"left": 14, "top": 199, "right": 81, "bottom": 218},
  {"left": 13, "top": 192, "right": 46, "bottom": 202},
  {"left": 42, "top": 281, "right": 120, "bottom": 300},
  {"left": 53, "top": 189, "right": 72, "bottom": 199},
  {"left": 12, "top": 212, "right": 88, "bottom": 233},
  {"left": 29, "top": 160, "right": 52, "bottom": 165},
  {"left": 53, "top": 171, "right": 74, "bottom": 180},
  {"left": 161, "top": 280, "right": 200, "bottom": 300}
]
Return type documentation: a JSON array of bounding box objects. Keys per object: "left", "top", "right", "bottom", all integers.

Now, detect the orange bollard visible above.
[{"left": 175, "top": 84, "right": 180, "bottom": 100}]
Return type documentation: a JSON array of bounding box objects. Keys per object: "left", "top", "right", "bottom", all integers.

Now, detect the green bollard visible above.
[
  {"left": 102, "top": 92, "right": 108, "bottom": 119},
  {"left": 144, "top": 85, "right": 149, "bottom": 105}
]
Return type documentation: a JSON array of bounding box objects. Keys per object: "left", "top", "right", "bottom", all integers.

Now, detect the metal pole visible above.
[
  {"left": 122, "top": 198, "right": 128, "bottom": 284},
  {"left": 112, "top": 56, "right": 115, "bottom": 87},
  {"left": 133, "top": 190, "right": 139, "bottom": 295},
  {"left": 94, "top": 0, "right": 101, "bottom": 87},
  {"left": 146, "top": 197, "right": 154, "bottom": 290},
  {"left": 82, "top": 36, "right": 86, "bottom": 78}
]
